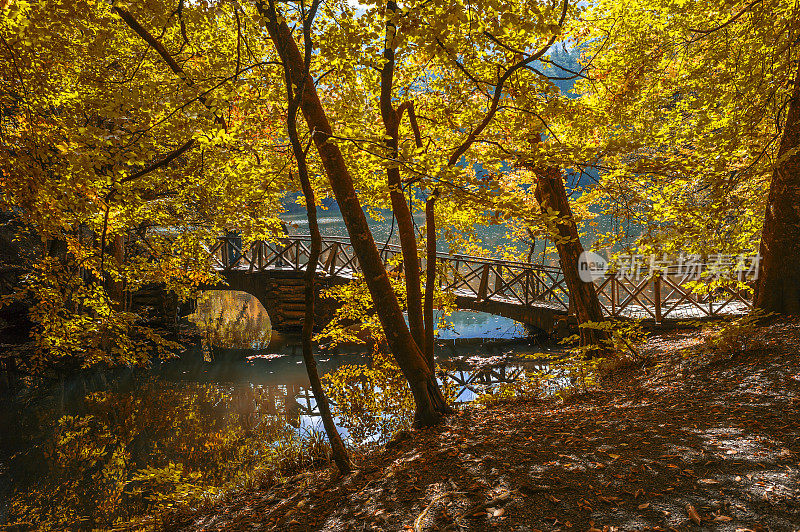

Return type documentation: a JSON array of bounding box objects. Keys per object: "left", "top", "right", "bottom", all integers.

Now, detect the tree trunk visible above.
[
  {"left": 379, "top": 1, "right": 426, "bottom": 361},
  {"left": 297, "top": 154, "right": 351, "bottom": 475},
  {"left": 277, "top": 0, "right": 350, "bottom": 474},
  {"left": 109, "top": 234, "right": 125, "bottom": 309},
  {"left": 260, "top": 5, "right": 450, "bottom": 425},
  {"left": 423, "top": 191, "right": 438, "bottom": 366},
  {"left": 534, "top": 167, "right": 608, "bottom": 354},
  {"left": 755, "top": 60, "right": 800, "bottom": 314}
]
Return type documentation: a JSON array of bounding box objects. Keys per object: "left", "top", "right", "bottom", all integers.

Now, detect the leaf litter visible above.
[{"left": 170, "top": 319, "right": 800, "bottom": 531}]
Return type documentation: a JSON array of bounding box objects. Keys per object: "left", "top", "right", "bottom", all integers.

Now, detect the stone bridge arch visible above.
[{"left": 204, "top": 269, "right": 347, "bottom": 331}]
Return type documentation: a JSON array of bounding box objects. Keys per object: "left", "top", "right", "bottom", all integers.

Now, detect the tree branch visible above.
[
  {"left": 397, "top": 101, "right": 423, "bottom": 148},
  {"left": 113, "top": 5, "right": 227, "bottom": 128},
  {"left": 447, "top": 0, "right": 569, "bottom": 166},
  {"left": 689, "top": 0, "right": 762, "bottom": 35},
  {"left": 120, "top": 138, "right": 197, "bottom": 183}
]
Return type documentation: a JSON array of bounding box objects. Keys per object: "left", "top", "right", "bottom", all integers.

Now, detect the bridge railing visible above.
[
  {"left": 592, "top": 266, "right": 753, "bottom": 321},
  {"left": 206, "top": 235, "right": 752, "bottom": 321},
  {"left": 435, "top": 257, "right": 569, "bottom": 311},
  {"left": 207, "top": 235, "right": 572, "bottom": 311}
]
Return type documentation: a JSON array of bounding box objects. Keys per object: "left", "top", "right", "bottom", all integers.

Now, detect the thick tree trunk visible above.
[
  {"left": 379, "top": 1, "right": 426, "bottom": 360},
  {"left": 534, "top": 167, "right": 608, "bottom": 354},
  {"left": 755, "top": 60, "right": 800, "bottom": 314},
  {"left": 261, "top": 6, "right": 450, "bottom": 425}
]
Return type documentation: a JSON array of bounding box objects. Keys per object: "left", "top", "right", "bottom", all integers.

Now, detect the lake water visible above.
[
  {"left": 0, "top": 284, "right": 560, "bottom": 529},
  {"left": 280, "top": 194, "right": 630, "bottom": 259},
  {"left": 0, "top": 203, "right": 600, "bottom": 528}
]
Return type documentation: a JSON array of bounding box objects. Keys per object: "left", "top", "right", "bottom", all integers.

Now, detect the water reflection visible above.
[
  {"left": 436, "top": 310, "right": 529, "bottom": 340},
  {"left": 0, "top": 370, "right": 324, "bottom": 530},
  {"left": 0, "top": 292, "right": 559, "bottom": 530},
  {"left": 438, "top": 361, "right": 546, "bottom": 402},
  {"left": 189, "top": 291, "right": 272, "bottom": 352}
]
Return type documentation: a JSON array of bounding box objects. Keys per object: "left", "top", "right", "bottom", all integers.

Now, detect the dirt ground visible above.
[{"left": 173, "top": 319, "right": 800, "bottom": 531}]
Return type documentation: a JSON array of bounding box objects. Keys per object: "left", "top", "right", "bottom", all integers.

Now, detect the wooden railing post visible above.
[
  {"left": 325, "top": 242, "right": 338, "bottom": 275},
  {"left": 221, "top": 238, "right": 229, "bottom": 270},
  {"left": 654, "top": 274, "right": 662, "bottom": 324},
  {"left": 611, "top": 275, "right": 617, "bottom": 317},
  {"left": 477, "top": 264, "right": 490, "bottom": 301},
  {"left": 524, "top": 270, "right": 530, "bottom": 305}
]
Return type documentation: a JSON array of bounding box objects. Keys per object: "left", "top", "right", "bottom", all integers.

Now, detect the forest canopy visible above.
[{"left": 1, "top": 0, "right": 798, "bottom": 367}]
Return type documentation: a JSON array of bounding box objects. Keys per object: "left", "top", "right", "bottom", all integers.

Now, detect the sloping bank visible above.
[{"left": 166, "top": 319, "right": 800, "bottom": 531}]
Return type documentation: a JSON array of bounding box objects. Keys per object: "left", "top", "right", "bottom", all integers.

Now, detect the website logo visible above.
[{"left": 578, "top": 251, "right": 608, "bottom": 282}]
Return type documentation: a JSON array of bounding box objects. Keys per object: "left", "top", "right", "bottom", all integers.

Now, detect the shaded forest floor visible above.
[{"left": 172, "top": 319, "right": 800, "bottom": 531}]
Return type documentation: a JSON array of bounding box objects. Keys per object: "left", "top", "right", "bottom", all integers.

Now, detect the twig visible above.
[
  {"left": 120, "top": 138, "right": 196, "bottom": 183},
  {"left": 689, "top": 0, "right": 761, "bottom": 35},
  {"left": 414, "top": 491, "right": 463, "bottom": 532}
]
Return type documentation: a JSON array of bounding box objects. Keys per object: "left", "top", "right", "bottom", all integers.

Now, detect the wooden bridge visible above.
[{"left": 205, "top": 235, "right": 752, "bottom": 332}]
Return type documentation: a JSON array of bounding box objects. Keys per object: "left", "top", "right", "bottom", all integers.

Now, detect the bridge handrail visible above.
[
  {"left": 215, "top": 234, "right": 565, "bottom": 273},
  {"left": 208, "top": 233, "right": 753, "bottom": 322},
  {"left": 213, "top": 234, "right": 751, "bottom": 277}
]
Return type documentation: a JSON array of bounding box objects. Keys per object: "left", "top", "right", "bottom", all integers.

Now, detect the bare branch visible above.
[
  {"left": 447, "top": 0, "right": 569, "bottom": 166},
  {"left": 397, "top": 101, "right": 423, "bottom": 148},
  {"left": 689, "top": 0, "right": 762, "bottom": 35},
  {"left": 113, "top": 5, "right": 227, "bottom": 128}
]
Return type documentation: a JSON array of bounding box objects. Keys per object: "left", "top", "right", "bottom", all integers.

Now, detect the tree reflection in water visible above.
[
  {"left": 0, "top": 291, "right": 552, "bottom": 530},
  {"left": 2, "top": 375, "right": 333, "bottom": 530},
  {"left": 189, "top": 291, "right": 273, "bottom": 353}
]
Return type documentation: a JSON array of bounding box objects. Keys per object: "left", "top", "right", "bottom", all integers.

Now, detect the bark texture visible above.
[
  {"left": 534, "top": 167, "right": 608, "bottom": 353},
  {"left": 261, "top": 4, "right": 449, "bottom": 425},
  {"left": 298, "top": 169, "right": 351, "bottom": 474},
  {"left": 755, "top": 60, "right": 800, "bottom": 314},
  {"left": 423, "top": 191, "right": 438, "bottom": 367},
  {"left": 379, "top": 1, "right": 426, "bottom": 361},
  {"left": 278, "top": 0, "right": 350, "bottom": 473}
]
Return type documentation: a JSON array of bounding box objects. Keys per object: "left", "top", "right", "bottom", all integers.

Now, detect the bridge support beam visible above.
[{"left": 455, "top": 295, "right": 565, "bottom": 335}]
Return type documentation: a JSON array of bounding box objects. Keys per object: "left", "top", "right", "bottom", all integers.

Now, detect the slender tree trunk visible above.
[
  {"left": 423, "top": 191, "right": 438, "bottom": 367},
  {"left": 260, "top": 3, "right": 450, "bottom": 425},
  {"left": 297, "top": 158, "right": 351, "bottom": 474},
  {"left": 755, "top": 60, "right": 800, "bottom": 314},
  {"left": 379, "top": 0, "right": 427, "bottom": 366},
  {"left": 534, "top": 167, "right": 608, "bottom": 354},
  {"left": 277, "top": 0, "right": 350, "bottom": 473},
  {"left": 109, "top": 234, "right": 125, "bottom": 308},
  {"left": 393, "top": 163, "right": 428, "bottom": 364}
]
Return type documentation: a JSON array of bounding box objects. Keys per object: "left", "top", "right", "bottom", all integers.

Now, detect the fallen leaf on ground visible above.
[{"left": 685, "top": 503, "right": 702, "bottom": 525}]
